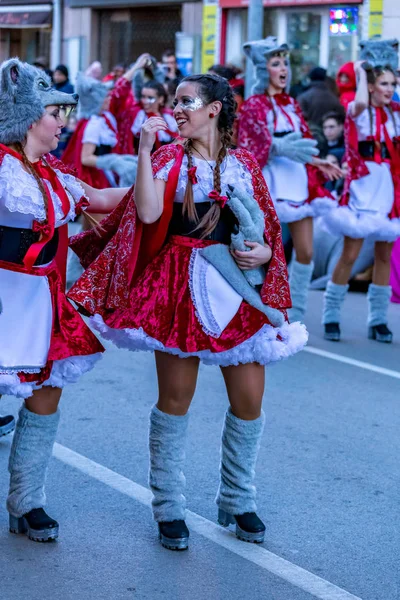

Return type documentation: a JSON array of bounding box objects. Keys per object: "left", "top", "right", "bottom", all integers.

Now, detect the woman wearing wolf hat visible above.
[
  {"left": 0, "top": 58, "right": 128, "bottom": 542},
  {"left": 238, "top": 37, "right": 341, "bottom": 323},
  {"left": 322, "top": 39, "right": 400, "bottom": 343},
  {"left": 68, "top": 73, "right": 308, "bottom": 550}
]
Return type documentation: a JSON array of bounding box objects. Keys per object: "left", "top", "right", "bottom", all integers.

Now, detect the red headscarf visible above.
[{"left": 336, "top": 62, "right": 356, "bottom": 110}]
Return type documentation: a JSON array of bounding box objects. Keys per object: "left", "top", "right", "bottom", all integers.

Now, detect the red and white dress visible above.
[
  {"left": 62, "top": 111, "right": 119, "bottom": 188},
  {"left": 0, "top": 146, "right": 103, "bottom": 399},
  {"left": 238, "top": 93, "right": 335, "bottom": 223},
  {"left": 68, "top": 144, "right": 307, "bottom": 366},
  {"left": 323, "top": 102, "right": 400, "bottom": 241},
  {"left": 132, "top": 109, "right": 178, "bottom": 149}
]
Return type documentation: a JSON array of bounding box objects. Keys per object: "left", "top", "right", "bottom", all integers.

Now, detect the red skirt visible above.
[
  {"left": 92, "top": 236, "right": 308, "bottom": 366},
  {"left": 0, "top": 259, "right": 104, "bottom": 399}
]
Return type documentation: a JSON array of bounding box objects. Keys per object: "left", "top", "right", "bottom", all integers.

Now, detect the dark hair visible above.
[
  {"left": 322, "top": 111, "right": 345, "bottom": 126},
  {"left": 365, "top": 64, "right": 396, "bottom": 85},
  {"left": 209, "top": 64, "right": 236, "bottom": 81},
  {"left": 162, "top": 49, "right": 176, "bottom": 60},
  {"left": 141, "top": 80, "right": 167, "bottom": 107},
  {"left": 179, "top": 73, "right": 236, "bottom": 237},
  {"left": 55, "top": 64, "right": 69, "bottom": 79},
  {"left": 309, "top": 67, "right": 327, "bottom": 82}
]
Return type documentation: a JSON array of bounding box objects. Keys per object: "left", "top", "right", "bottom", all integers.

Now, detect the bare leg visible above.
[
  {"left": 332, "top": 236, "right": 364, "bottom": 285},
  {"left": 288, "top": 217, "right": 314, "bottom": 265},
  {"left": 155, "top": 351, "right": 200, "bottom": 415}
]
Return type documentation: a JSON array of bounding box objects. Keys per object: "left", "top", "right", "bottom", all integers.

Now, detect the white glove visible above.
[{"left": 270, "top": 132, "right": 319, "bottom": 164}]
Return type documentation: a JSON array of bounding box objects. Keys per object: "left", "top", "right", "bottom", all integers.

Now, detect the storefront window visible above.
[
  {"left": 225, "top": 8, "right": 276, "bottom": 68},
  {"left": 286, "top": 12, "right": 321, "bottom": 84},
  {"left": 327, "top": 7, "right": 359, "bottom": 76}
]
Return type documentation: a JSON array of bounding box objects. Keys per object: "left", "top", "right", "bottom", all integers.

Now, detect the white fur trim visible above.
[
  {"left": 274, "top": 196, "right": 336, "bottom": 223},
  {"left": 91, "top": 314, "right": 308, "bottom": 367},
  {"left": 0, "top": 353, "right": 102, "bottom": 399},
  {"left": 322, "top": 205, "right": 400, "bottom": 242}
]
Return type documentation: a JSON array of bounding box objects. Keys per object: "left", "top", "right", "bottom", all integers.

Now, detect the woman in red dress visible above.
[{"left": 69, "top": 73, "right": 307, "bottom": 551}]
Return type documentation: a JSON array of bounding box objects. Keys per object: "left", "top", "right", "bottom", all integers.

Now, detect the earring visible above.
[{"left": 209, "top": 113, "right": 215, "bottom": 119}]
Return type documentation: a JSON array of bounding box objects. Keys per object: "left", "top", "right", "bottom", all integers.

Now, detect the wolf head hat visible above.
[
  {"left": 0, "top": 57, "right": 78, "bottom": 145},
  {"left": 359, "top": 38, "right": 399, "bottom": 71},
  {"left": 76, "top": 73, "right": 108, "bottom": 120},
  {"left": 243, "top": 36, "right": 291, "bottom": 95}
]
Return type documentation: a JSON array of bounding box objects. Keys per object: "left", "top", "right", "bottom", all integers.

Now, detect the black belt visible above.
[
  {"left": 273, "top": 131, "right": 293, "bottom": 138},
  {"left": 94, "top": 144, "right": 112, "bottom": 157},
  {"left": 358, "top": 140, "right": 391, "bottom": 160},
  {"left": 0, "top": 225, "right": 59, "bottom": 266},
  {"left": 168, "top": 202, "right": 238, "bottom": 244}
]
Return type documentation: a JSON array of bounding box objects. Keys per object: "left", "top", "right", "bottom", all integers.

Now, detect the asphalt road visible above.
[{"left": 1, "top": 290, "right": 399, "bottom": 600}]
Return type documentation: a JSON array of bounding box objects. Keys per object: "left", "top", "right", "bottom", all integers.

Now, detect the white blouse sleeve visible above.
[
  {"left": 154, "top": 158, "right": 174, "bottom": 181},
  {"left": 82, "top": 117, "right": 101, "bottom": 145}
]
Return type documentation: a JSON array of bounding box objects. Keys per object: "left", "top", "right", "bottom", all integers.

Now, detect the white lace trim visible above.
[
  {"left": 155, "top": 154, "right": 255, "bottom": 202},
  {"left": 0, "top": 353, "right": 102, "bottom": 399},
  {"left": 0, "top": 154, "right": 87, "bottom": 226},
  {"left": 322, "top": 205, "right": 400, "bottom": 242},
  {"left": 274, "top": 196, "right": 337, "bottom": 224},
  {"left": 188, "top": 248, "right": 221, "bottom": 338},
  {"left": 91, "top": 314, "right": 308, "bottom": 367}
]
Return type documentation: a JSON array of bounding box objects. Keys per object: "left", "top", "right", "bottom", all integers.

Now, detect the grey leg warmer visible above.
[
  {"left": 216, "top": 408, "right": 265, "bottom": 515},
  {"left": 367, "top": 283, "right": 392, "bottom": 327},
  {"left": 322, "top": 280, "right": 349, "bottom": 325},
  {"left": 149, "top": 405, "right": 189, "bottom": 523},
  {"left": 7, "top": 406, "right": 60, "bottom": 518},
  {"left": 288, "top": 260, "right": 314, "bottom": 323}
]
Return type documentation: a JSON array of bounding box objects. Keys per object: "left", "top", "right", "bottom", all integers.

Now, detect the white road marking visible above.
[
  {"left": 304, "top": 346, "right": 400, "bottom": 380},
  {"left": 53, "top": 443, "right": 362, "bottom": 600}
]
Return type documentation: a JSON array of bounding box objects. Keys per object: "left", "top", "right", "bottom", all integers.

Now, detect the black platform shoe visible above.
[
  {"left": 158, "top": 520, "right": 189, "bottom": 551},
  {"left": 368, "top": 324, "right": 393, "bottom": 343},
  {"left": 324, "top": 322, "right": 341, "bottom": 341},
  {"left": 218, "top": 509, "right": 266, "bottom": 543},
  {"left": 9, "top": 508, "right": 59, "bottom": 542},
  {"left": 0, "top": 415, "right": 15, "bottom": 438}
]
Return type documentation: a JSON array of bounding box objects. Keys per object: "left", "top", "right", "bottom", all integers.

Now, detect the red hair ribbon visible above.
[
  {"left": 32, "top": 220, "right": 52, "bottom": 237},
  {"left": 75, "top": 196, "right": 90, "bottom": 215},
  {"left": 208, "top": 189, "right": 228, "bottom": 208},
  {"left": 188, "top": 166, "right": 198, "bottom": 184}
]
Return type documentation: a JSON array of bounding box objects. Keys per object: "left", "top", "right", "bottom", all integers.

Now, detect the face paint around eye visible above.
[
  {"left": 178, "top": 97, "right": 204, "bottom": 111},
  {"left": 141, "top": 96, "right": 157, "bottom": 103}
]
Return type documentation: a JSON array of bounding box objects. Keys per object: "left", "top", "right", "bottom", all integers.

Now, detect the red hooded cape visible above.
[
  {"left": 336, "top": 63, "right": 356, "bottom": 110},
  {"left": 341, "top": 101, "right": 400, "bottom": 219},
  {"left": 237, "top": 93, "right": 332, "bottom": 203},
  {"left": 67, "top": 143, "right": 292, "bottom": 316},
  {"left": 61, "top": 119, "right": 110, "bottom": 189}
]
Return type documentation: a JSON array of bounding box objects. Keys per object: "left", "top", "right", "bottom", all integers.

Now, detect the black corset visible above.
[
  {"left": 94, "top": 144, "right": 112, "bottom": 156},
  {"left": 168, "top": 202, "right": 238, "bottom": 244},
  {"left": 0, "top": 225, "right": 59, "bottom": 265}
]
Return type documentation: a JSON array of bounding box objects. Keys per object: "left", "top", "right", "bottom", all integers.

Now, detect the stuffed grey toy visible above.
[
  {"left": 359, "top": 38, "right": 399, "bottom": 71},
  {"left": 96, "top": 154, "right": 138, "bottom": 187},
  {"left": 226, "top": 184, "right": 265, "bottom": 286},
  {"left": 0, "top": 57, "right": 77, "bottom": 145},
  {"left": 76, "top": 72, "right": 108, "bottom": 120},
  {"left": 243, "top": 36, "right": 291, "bottom": 95},
  {"left": 199, "top": 185, "right": 285, "bottom": 328}
]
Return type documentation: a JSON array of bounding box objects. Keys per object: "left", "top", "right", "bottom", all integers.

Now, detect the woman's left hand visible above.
[
  {"left": 232, "top": 241, "right": 272, "bottom": 270},
  {"left": 314, "top": 158, "right": 343, "bottom": 181}
]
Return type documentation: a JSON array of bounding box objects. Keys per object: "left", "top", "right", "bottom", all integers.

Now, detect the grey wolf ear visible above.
[
  {"left": 1, "top": 58, "right": 22, "bottom": 100},
  {"left": 242, "top": 42, "right": 253, "bottom": 60}
]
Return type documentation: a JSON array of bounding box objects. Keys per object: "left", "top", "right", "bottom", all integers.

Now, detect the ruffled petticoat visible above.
[
  {"left": 0, "top": 259, "right": 103, "bottom": 399},
  {"left": 262, "top": 159, "right": 336, "bottom": 224},
  {"left": 92, "top": 236, "right": 308, "bottom": 367},
  {"left": 323, "top": 162, "right": 400, "bottom": 242}
]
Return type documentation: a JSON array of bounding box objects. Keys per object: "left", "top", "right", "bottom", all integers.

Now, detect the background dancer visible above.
[
  {"left": 322, "top": 40, "right": 400, "bottom": 343},
  {"left": 238, "top": 37, "right": 341, "bottom": 323},
  {"left": 0, "top": 58, "right": 128, "bottom": 543},
  {"left": 68, "top": 73, "right": 307, "bottom": 552}
]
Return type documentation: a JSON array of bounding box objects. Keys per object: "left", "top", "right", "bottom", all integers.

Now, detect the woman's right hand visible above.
[
  {"left": 124, "top": 53, "right": 152, "bottom": 81},
  {"left": 138, "top": 117, "right": 168, "bottom": 154}
]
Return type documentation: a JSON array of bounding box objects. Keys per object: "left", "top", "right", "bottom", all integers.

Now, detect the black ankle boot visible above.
[
  {"left": 0, "top": 414, "right": 15, "bottom": 438},
  {"left": 158, "top": 520, "right": 189, "bottom": 551},
  {"left": 368, "top": 324, "right": 393, "bottom": 343},
  {"left": 218, "top": 509, "right": 266, "bottom": 543},
  {"left": 324, "top": 322, "right": 340, "bottom": 341},
  {"left": 9, "top": 508, "right": 59, "bottom": 542}
]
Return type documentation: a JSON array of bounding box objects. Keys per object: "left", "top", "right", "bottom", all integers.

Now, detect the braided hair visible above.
[{"left": 181, "top": 73, "right": 236, "bottom": 238}]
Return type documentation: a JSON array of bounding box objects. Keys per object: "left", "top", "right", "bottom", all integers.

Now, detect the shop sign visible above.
[
  {"left": 0, "top": 11, "right": 51, "bottom": 27},
  {"left": 219, "top": 0, "right": 361, "bottom": 7},
  {"left": 368, "top": 0, "right": 382, "bottom": 38},
  {"left": 329, "top": 7, "right": 358, "bottom": 35},
  {"left": 201, "top": 0, "right": 217, "bottom": 73}
]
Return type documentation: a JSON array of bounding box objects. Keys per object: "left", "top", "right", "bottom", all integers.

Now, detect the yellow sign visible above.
[
  {"left": 201, "top": 4, "right": 217, "bottom": 73},
  {"left": 368, "top": 0, "right": 383, "bottom": 38}
]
